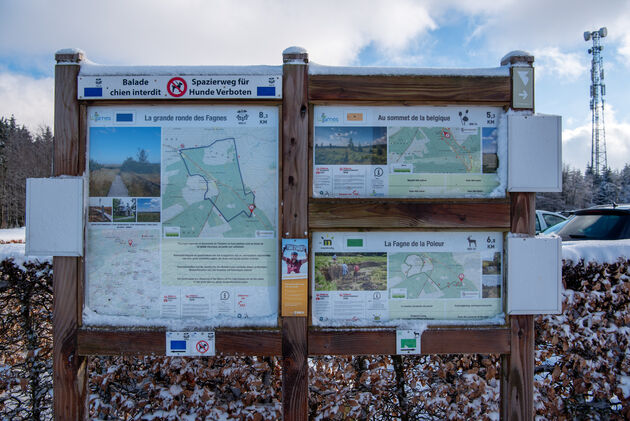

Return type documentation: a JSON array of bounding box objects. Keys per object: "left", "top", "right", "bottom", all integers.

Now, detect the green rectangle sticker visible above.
[{"left": 346, "top": 238, "right": 363, "bottom": 247}]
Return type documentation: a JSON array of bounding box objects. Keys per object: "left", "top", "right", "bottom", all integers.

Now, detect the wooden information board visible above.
[{"left": 52, "top": 48, "right": 536, "bottom": 420}]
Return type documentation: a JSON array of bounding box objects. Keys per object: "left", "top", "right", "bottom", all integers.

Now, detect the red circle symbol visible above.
[
  {"left": 167, "top": 77, "right": 187, "bottom": 97},
  {"left": 196, "top": 340, "right": 209, "bottom": 354}
]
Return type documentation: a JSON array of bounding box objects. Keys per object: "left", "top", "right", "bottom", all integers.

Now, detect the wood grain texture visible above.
[
  {"left": 53, "top": 55, "right": 88, "bottom": 421},
  {"left": 282, "top": 318, "right": 308, "bottom": 421},
  {"left": 510, "top": 192, "right": 536, "bottom": 234},
  {"left": 282, "top": 59, "right": 309, "bottom": 237},
  {"left": 77, "top": 329, "right": 282, "bottom": 356},
  {"left": 502, "top": 316, "right": 535, "bottom": 420},
  {"left": 281, "top": 53, "right": 309, "bottom": 421},
  {"left": 310, "top": 200, "right": 510, "bottom": 229},
  {"left": 502, "top": 192, "right": 535, "bottom": 421},
  {"left": 309, "top": 75, "right": 511, "bottom": 103},
  {"left": 53, "top": 257, "right": 88, "bottom": 420},
  {"left": 308, "top": 328, "right": 510, "bottom": 356}
]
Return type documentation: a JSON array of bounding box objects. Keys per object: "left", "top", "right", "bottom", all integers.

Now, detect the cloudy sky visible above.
[{"left": 1, "top": 0, "right": 629, "bottom": 171}]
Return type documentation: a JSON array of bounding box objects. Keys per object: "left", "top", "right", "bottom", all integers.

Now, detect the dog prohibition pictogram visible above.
[
  {"left": 167, "top": 77, "right": 187, "bottom": 97},
  {"left": 196, "top": 340, "right": 209, "bottom": 354}
]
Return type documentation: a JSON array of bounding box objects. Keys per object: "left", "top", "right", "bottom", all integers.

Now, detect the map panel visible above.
[
  {"left": 86, "top": 105, "right": 280, "bottom": 326},
  {"left": 312, "top": 106, "right": 505, "bottom": 198},
  {"left": 388, "top": 252, "right": 480, "bottom": 299},
  {"left": 162, "top": 127, "right": 277, "bottom": 238},
  {"left": 388, "top": 127, "right": 481, "bottom": 173},
  {"left": 311, "top": 231, "right": 503, "bottom": 325}
]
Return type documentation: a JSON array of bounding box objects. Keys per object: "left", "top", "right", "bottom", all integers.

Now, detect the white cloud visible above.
[
  {"left": 0, "top": 0, "right": 435, "bottom": 66},
  {"left": 0, "top": 72, "right": 53, "bottom": 130},
  {"left": 563, "top": 105, "right": 630, "bottom": 171},
  {"left": 532, "top": 47, "right": 587, "bottom": 81}
]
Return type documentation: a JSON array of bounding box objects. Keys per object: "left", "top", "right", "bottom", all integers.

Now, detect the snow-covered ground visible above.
[
  {"left": 0, "top": 226, "right": 24, "bottom": 243},
  {"left": 562, "top": 239, "right": 630, "bottom": 264},
  {"left": 0, "top": 227, "right": 50, "bottom": 267}
]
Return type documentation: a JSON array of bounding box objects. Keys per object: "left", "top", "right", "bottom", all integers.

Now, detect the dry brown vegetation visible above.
[
  {"left": 1, "top": 257, "right": 628, "bottom": 419},
  {"left": 89, "top": 168, "right": 119, "bottom": 197},
  {"left": 120, "top": 171, "right": 160, "bottom": 197}
]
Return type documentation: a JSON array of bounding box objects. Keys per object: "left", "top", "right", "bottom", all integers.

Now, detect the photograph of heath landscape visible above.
[
  {"left": 137, "top": 198, "right": 160, "bottom": 222},
  {"left": 315, "top": 252, "right": 387, "bottom": 291},
  {"left": 89, "top": 127, "right": 161, "bottom": 197},
  {"left": 314, "top": 126, "right": 387, "bottom": 165}
]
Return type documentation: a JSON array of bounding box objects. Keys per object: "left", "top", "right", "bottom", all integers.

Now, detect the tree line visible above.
[
  {"left": 536, "top": 164, "right": 630, "bottom": 212},
  {"left": 0, "top": 116, "right": 53, "bottom": 228}
]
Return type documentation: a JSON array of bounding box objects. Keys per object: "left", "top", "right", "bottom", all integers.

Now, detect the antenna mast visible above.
[{"left": 584, "top": 27, "right": 608, "bottom": 175}]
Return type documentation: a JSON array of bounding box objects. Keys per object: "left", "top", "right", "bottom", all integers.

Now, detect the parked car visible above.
[
  {"left": 540, "top": 216, "right": 573, "bottom": 235},
  {"left": 555, "top": 204, "right": 630, "bottom": 241},
  {"left": 535, "top": 210, "right": 568, "bottom": 234}
]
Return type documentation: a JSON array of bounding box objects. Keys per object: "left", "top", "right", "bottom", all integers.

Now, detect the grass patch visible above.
[
  {"left": 137, "top": 212, "right": 160, "bottom": 222},
  {"left": 90, "top": 168, "right": 119, "bottom": 196}
]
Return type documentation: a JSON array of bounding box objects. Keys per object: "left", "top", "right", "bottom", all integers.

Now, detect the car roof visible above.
[{"left": 574, "top": 203, "right": 630, "bottom": 214}]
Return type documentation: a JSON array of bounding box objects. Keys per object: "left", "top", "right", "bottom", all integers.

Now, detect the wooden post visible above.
[
  {"left": 501, "top": 51, "right": 536, "bottom": 421},
  {"left": 281, "top": 47, "right": 309, "bottom": 421},
  {"left": 53, "top": 49, "right": 88, "bottom": 420}
]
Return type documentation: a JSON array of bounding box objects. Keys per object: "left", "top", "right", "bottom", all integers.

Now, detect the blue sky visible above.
[
  {"left": 90, "top": 127, "right": 161, "bottom": 165},
  {"left": 137, "top": 198, "right": 160, "bottom": 213},
  {"left": 1, "top": 0, "right": 629, "bottom": 171}
]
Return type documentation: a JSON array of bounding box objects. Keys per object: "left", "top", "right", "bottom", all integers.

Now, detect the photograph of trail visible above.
[{"left": 89, "top": 127, "right": 161, "bottom": 197}]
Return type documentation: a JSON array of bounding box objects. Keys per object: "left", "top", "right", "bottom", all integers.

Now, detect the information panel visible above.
[
  {"left": 86, "top": 105, "right": 279, "bottom": 326},
  {"left": 312, "top": 231, "right": 503, "bottom": 325},
  {"left": 312, "top": 106, "right": 505, "bottom": 198}
]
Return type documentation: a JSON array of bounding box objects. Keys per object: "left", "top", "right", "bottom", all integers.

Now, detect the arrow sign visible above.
[
  {"left": 517, "top": 70, "right": 530, "bottom": 86},
  {"left": 518, "top": 90, "right": 528, "bottom": 100}
]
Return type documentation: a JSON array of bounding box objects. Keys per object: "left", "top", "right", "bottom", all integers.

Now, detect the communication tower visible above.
[{"left": 584, "top": 27, "right": 608, "bottom": 175}]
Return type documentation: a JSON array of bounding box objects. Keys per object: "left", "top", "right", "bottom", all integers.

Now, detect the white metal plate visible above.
[
  {"left": 508, "top": 114, "right": 562, "bottom": 192},
  {"left": 26, "top": 177, "right": 84, "bottom": 256},
  {"left": 507, "top": 236, "right": 562, "bottom": 315}
]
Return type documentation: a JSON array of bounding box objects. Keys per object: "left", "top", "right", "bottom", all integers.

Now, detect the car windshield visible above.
[{"left": 557, "top": 214, "right": 628, "bottom": 240}]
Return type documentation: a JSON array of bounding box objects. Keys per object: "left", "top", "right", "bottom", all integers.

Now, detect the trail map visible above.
[
  {"left": 388, "top": 127, "right": 481, "bottom": 173},
  {"left": 86, "top": 105, "right": 279, "bottom": 325},
  {"left": 162, "top": 128, "right": 277, "bottom": 238},
  {"left": 388, "top": 252, "right": 480, "bottom": 299}
]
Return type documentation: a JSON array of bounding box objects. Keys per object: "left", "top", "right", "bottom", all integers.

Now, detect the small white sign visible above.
[
  {"left": 78, "top": 75, "right": 281, "bottom": 99},
  {"left": 512, "top": 67, "right": 534, "bottom": 109},
  {"left": 166, "top": 331, "right": 216, "bottom": 356},
  {"left": 396, "top": 330, "right": 422, "bottom": 355}
]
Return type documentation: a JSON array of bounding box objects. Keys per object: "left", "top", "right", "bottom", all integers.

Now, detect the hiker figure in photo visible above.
[
  {"left": 282, "top": 248, "right": 307, "bottom": 274},
  {"left": 353, "top": 264, "right": 360, "bottom": 279},
  {"left": 341, "top": 262, "right": 348, "bottom": 279}
]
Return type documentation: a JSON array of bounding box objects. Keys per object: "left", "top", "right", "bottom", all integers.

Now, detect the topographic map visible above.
[
  {"left": 388, "top": 252, "right": 481, "bottom": 299},
  {"left": 161, "top": 127, "right": 277, "bottom": 238},
  {"left": 388, "top": 127, "right": 481, "bottom": 173}
]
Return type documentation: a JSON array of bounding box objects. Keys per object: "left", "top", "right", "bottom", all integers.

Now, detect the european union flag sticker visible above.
[
  {"left": 257, "top": 86, "right": 276, "bottom": 97},
  {"left": 169, "top": 340, "right": 187, "bottom": 353},
  {"left": 84, "top": 87, "right": 103, "bottom": 97},
  {"left": 116, "top": 113, "right": 134, "bottom": 122}
]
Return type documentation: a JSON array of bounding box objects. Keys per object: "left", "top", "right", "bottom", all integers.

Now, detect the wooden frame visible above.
[{"left": 53, "top": 49, "right": 535, "bottom": 421}]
